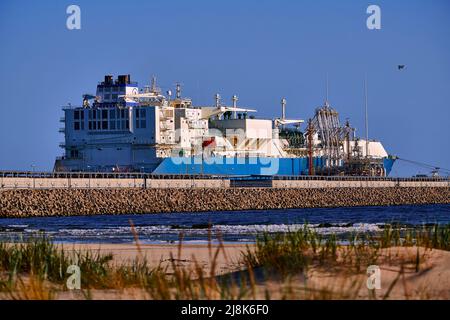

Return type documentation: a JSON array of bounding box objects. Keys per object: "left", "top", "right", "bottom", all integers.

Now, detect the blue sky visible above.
[{"left": 0, "top": 0, "right": 449, "bottom": 176}]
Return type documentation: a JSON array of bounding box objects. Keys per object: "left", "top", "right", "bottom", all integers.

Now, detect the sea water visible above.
[{"left": 0, "top": 204, "right": 448, "bottom": 244}]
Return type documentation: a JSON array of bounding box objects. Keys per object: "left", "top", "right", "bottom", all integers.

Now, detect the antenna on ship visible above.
[
  {"left": 281, "top": 98, "right": 286, "bottom": 130},
  {"left": 232, "top": 95, "right": 238, "bottom": 119},
  {"left": 364, "top": 75, "right": 369, "bottom": 158},
  {"left": 215, "top": 93, "right": 221, "bottom": 108},
  {"left": 151, "top": 75, "right": 159, "bottom": 94},
  {"left": 176, "top": 82, "right": 182, "bottom": 99},
  {"left": 281, "top": 98, "right": 286, "bottom": 120},
  {"left": 325, "top": 73, "right": 329, "bottom": 107}
]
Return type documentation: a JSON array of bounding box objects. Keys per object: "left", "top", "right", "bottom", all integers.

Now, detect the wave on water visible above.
[{"left": 54, "top": 222, "right": 384, "bottom": 238}]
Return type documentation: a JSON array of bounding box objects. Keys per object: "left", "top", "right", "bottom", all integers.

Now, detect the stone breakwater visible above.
[{"left": 0, "top": 187, "right": 449, "bottom": 218}]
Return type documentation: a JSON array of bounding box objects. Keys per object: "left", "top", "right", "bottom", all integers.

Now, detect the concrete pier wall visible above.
[
  {"left": 0, "top": 177, "right": 230, "bottom": 189},
  {"left": 272, "top": 180, "right": 449, "bottom": 188},
  {"left": 0, "top": 177, "right": 448, "bottom": 189}
]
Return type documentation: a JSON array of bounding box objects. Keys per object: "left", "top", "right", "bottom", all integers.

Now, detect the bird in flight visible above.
[{"left": 398, "top": 65, "right": 406, "bottom": 70}]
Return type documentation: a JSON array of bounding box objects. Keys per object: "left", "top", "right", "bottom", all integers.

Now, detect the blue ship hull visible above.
[
  {"left": 153, "top": 156, "right": 396, "bottom": 176},
  {"left": 383, "top": 157, "right": 396, "bottom": 176}
]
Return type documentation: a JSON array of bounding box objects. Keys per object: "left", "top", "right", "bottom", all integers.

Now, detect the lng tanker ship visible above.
[{"left": 54, "top": 74, "right": 396, "bottom": 176}]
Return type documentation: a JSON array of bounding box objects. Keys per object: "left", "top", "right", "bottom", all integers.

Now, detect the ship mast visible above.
[
  {"left": 364, "top": 75, "right": 369, "bottom": 158},
  {"left": 232, "top": 95, "right": 238, "bottom": 119},
  {"left": 307, "top": 119, "right": 315, "bottom": 175},
  {"left": 345, "top": 119, "right": 351, "bottom": 161},
  {"left": 176, "top": 82, "right": 181, "bottom": 99},
  {"left": 281, "top": 98, "right": 286, "bottom": 130}
]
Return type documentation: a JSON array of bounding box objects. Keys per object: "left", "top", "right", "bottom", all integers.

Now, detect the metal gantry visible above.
[{"left": 312, "top": 102, "right": 344, "bottom": 168}]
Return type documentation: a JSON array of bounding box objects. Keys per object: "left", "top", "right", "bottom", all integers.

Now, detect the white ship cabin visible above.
[
  {"left": 208, "top": 117, "right": 286, "bottom": 158},
  {"left": 57, "top": 75, "right": 177, "bottom": 172}
]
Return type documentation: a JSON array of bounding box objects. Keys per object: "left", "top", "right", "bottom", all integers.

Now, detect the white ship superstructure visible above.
[{"left": 55, "top": 74, "right": 395, "bottom": 176}]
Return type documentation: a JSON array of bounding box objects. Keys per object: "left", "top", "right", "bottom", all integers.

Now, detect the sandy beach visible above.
[
  {"left": 47, "top": 243, "right": 450, "bottom": 300},
  {"left": 59, "top": 243, "right": 251, "bottom": 275}
]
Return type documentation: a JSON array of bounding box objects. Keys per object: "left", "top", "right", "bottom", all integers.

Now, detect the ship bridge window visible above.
[
  {"left": 110, "top": 109, "right": 116, "bottom": 119},
  {"left": 102, "top": 110, "right": 108, "bottom": 119},
  {"left": 74, "top": 110, "right": 84, "bottom": 131},
  {"left": 69, "top": 150, "right": 79, "bottom": 158},
  {"left": 135, "top": 108, "right": 146, "bottom": 129},
  {"left": 112, "top": 94, "right": 118, "bottom": 100},
  {"left": 102, "top": 121, "right": 108, "bottom": 130},
  {"left": 110, "top": 120, "right": 116, "bottom": 130}
]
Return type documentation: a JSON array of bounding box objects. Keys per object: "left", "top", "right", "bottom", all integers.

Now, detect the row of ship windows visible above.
[
  {"left": 74, "top": 109, "right": 126, "bottom": 120},
  {"left": 73, "top": 119, "right": 147, "bottom": 131},
  {"left": 74, "top": 120, "right": 129, "bottom": 131},
  {"left": 103, "top": 94, "right": 120, "bottom": 100},
  {"left": 97, "top": 87, "right": 127, "bottom": 93},
  {"left": 88, "top": 109, "right": 129, "bottom": 120},
  {"left": 74, "top": 108, "right": 146, "bottom": 120}
]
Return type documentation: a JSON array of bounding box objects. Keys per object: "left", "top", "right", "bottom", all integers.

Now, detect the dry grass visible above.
[{"left": 0, "top": 224, "right": 449, "bottom": 300}]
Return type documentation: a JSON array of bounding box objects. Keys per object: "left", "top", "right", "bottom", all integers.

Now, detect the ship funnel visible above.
[
  {"left": 104, "top": 75, "right": 113, "bottom": 85},
  {"left": 117, "top": 74, "right": 130, "bottom": 85}
]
